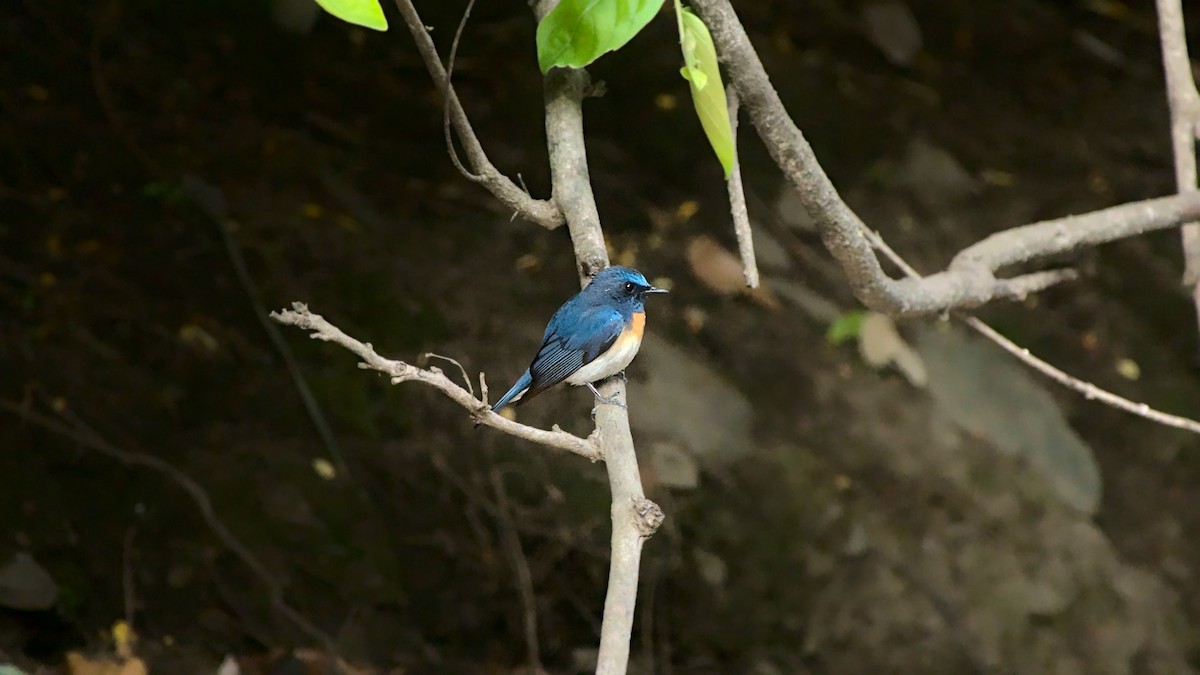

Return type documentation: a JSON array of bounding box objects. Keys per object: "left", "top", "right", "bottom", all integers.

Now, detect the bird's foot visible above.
[{"left": 586, "top": 382, "right": 627, "bottom": 410}]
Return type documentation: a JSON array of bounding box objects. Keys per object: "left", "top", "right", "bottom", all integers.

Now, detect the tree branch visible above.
[
  {"left": 950, "top": 192, "right": 1200, "bottom": 271},
  {"left": 1155, "top": 0, "right": 1200, "bottom": 328},
  {"left": 692, "top": 0, "right": 1200, "bottom": 317},
  {"left": 725, "top": 87, "right": 760, "bottom": 288},
  {"left": 863, "top": 224, "right": 1200, "bottom": 435},
  {"left": 271, "top": 303, "right": 601, "bottom": 461},
  {"left": 390, "top": 0, "right": 565, "bottom": 229},
  {"left": 535, "top": 3, "right": 664, "bottom": 674},
  {"left": 0, "top": 399, "right": 346, "bottom": 662}
]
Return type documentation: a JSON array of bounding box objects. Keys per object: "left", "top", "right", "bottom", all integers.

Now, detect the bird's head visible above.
[{"left": 585, "top": 266, "right": 669, "bottom": 306}]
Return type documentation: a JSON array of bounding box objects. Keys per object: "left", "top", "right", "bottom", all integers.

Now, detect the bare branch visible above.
[
  {"left": 181, "top": 176, "right": 353, "bottom": 481},
  {"left": 490, "top": 468, "right": 544, "bottom": 674},
  {"left": 950, "top": 192, "right": 1200, "bottom": 272},
  {"left": 543, "top": 65, "right": 659, "bottom": 675},
  {"left": 685, "top": 0, "right": 1200, "bottom": 434},
  {"left": 0, "top": 399, "right": 346, "bottom": 660},
  {"left": 390, "top": 0, "right": 565, "bottom": 229},
  {"left": 543, "top": 69, "right": 609, "bottom": 280},
  {"left": 964, "top": 317, "right": 1200, "bottom": 435},
  {"left": 1155, "top": 0, "right": 1200, "bottom": 293},
  {"left": 863, "top": 226, "right": 1200, "bottom": 435},
  {"left": 691, "top": 0, "right": 1200, "bottom": 317},
  {"left": 534, "top": 2, "right": 662, "bottom": 671},
  {"left": 725, "top": 87, "right": 760, "bottom": 288},
  {"left": 443, "top": 0, "right": 484, "bottom": 184},
  {"left": 271, "top": 303, "right": 601, "bottom": 461}
]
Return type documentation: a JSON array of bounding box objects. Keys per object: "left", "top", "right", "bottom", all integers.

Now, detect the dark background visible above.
[{"left": 3, "top": 0, "right": 1200, "bottom": 672}]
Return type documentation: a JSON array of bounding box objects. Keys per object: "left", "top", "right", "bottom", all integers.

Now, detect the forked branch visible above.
[
  {"left": 271, "top": 303, "right": 600, "bottom": 461},
  {"left": 694, "top": 0, "right": 1200, "bottom": 316},
  {"left": 389, "top": 0, "right": 565, "bottom": 229},
  {"left": 536, "top": 0, "right": 664, "bottom": 667}
]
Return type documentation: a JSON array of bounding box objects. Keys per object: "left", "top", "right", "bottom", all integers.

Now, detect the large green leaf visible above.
[
  {"left": 314, "top": 0, "right": 388, "bottom": 31},
  {"left": 537, "top": 0, "right": 667, "bottom": 73},
  {"left": 676, "top": 4, "right": 733, "bottom": 178}
]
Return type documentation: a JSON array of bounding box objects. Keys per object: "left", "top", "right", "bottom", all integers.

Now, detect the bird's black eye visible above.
[{"left": 624, "top": 281, "right": 635, "bottom": 294}]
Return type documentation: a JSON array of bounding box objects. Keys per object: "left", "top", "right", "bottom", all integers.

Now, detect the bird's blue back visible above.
[{"left": 491, "top": 267, "right": 653, "bottom": 410}]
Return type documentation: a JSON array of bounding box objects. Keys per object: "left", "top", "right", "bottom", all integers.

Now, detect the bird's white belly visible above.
[{"left": 567, "top": 332, "right": 642, "bottom": 385}]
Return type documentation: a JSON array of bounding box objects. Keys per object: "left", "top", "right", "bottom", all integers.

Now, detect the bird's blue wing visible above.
[{"left": 523, "top": 304, "right": 623, "bottom": 401}]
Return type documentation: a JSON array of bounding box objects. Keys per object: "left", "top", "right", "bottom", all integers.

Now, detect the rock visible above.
[
  {"left": 915, "top": 325, "right": 1102, "bottom": 514},
  {"left": 895, "top": 138, "right": 979, "bottom": 208},
  {"left": 630, "top": 337, "right": 754, "bottom": 466},
  {"left": 693, "top": 548, "right": 728, "bottom": 589},
  {"left": 0, "top": 553, "right": 57, "bottom": 611},
  {"left": 649, "top": 442, "right": 700, "bottom": 489},
  {"left": 861, "top": 0, "right": 923, "bottom": 67}
]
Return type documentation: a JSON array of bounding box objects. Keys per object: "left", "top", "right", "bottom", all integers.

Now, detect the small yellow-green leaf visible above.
[
  {"left": 314, "top": 0, "right": 387, "bottom": 31},
  {"left": 676, "top": 6, "right": 733, "bottom": 178},
  {"left": 826, "top": 311, "right": 867, "bottom": 345},
  {"left": 537, "top": 0, "right": 667, "bottom": 73}
]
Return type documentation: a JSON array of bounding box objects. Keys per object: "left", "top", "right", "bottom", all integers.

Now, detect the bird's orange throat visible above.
[{"left": 629, "top": 311, "right": 645, "bottom": 339}]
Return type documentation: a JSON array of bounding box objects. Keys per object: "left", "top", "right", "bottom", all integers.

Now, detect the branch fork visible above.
[{"left": 271, "top": 303, "right": 601, "bottom": 461}]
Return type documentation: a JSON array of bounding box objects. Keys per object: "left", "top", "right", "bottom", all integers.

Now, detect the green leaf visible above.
[
  {"left": 826, "top": 311, "right": 867, "bottom": 345},
  {"left": 537, "top": 0, "right": 667, "bottom": 73},
  {"left": 676, "top": 5, "right": 734, "bottom": 178},
  {"left": 314, "top": 0, "right": 388, "bottom": 31}
]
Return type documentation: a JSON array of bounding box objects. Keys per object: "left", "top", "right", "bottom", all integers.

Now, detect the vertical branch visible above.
[
  {"left": 1155, "top": 0, "right": 1200, "bottom": 327},
  {"left": 725, "top": 87, "right": 760, "bottom": 287},
  {"left": 544, "top": 68, "right": 610, "bottom": 281},
  {"left": 543, "top": 65, "right": 663, "bottom": 675},
  {"left": 535, "top": 5, "right": 664, "bottom": 675}
]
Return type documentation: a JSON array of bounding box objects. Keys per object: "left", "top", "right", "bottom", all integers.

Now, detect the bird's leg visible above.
[{"left": 586, "top": 382, "right": 627, "bottom": 410}]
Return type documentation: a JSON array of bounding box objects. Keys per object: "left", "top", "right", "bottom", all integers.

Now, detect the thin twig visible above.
[
  {"left": 423, "top": 352, "right": 475, "bottom": 397},
  {"left": 271, "top": 303, "right": 601, "bottom": 460},
  {"left": 725, "top": 86, "right": 759, "bottom": 288},
  {"left": 490, "top": 468, "right": 544, "bottom": 675},
  {"left": 180, "top": 176, "right": 353, "bottom": 481},
  {"left": 92, "top": 20, "right": 353, "bottom": 484},
  {"left": 390, "top": 0, "right": 564, "bottom": 229},
  {"left": 0, "top": 399, "right": 345, "bottom": 662},
  {"left": 963, "top": 317, "right": 1200, "bottom": 434},
  {"left": 444, "top": 0, "right": 484, "bottom": 183},
  {"left": 89, "top": 4, "right": 162, "bottom": 177},
  {"left": 862, "top": 228, "right": 1200, "bottom": 434},
  {"left": 1154, "top": 0, "right": 1200, "bottom": 328},
  {"left": 122, "top": 527, "right": 137, "bottom": 629}
]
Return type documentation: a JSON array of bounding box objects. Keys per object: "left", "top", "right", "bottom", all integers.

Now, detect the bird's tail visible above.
[{"left": 491, "top": 370, "right": 532, "bottom": 413}]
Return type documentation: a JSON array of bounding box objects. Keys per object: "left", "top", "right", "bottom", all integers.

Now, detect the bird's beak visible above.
[{"left": 643, "top": 286, "right": 670, "bottom": 295}]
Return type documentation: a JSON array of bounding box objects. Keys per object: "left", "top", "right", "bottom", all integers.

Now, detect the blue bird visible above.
[{"left": 491, "top": 266, "right": 669, "bottom": 412}]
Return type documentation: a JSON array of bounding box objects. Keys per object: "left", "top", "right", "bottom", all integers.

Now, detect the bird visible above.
[{"left": 491, "top": 266, "right": 668, "bottom": 413}]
